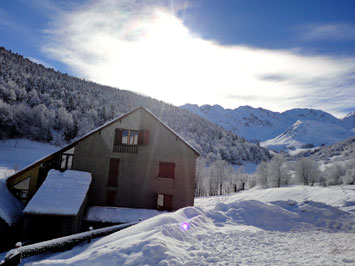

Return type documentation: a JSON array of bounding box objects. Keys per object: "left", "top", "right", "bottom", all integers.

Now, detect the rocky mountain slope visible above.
[{"left": 309, "top": 136, "right": 355, "bottom": 164}]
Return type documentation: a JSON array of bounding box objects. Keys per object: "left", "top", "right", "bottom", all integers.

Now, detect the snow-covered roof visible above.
[
  {"left": 24, "top": 170, "right": 91, "bottom": 216},
  {"left": 84, "top": 206, "right": 164, "bottom": 224},
  {"left": 0, "top": 179, "right": 23, "bottom": 225}
]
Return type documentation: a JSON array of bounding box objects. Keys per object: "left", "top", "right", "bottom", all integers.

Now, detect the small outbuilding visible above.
[{"left": 23, "top": 170, "right": 91, "bottom": 241}]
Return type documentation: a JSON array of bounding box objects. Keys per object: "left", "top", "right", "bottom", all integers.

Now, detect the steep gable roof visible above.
[{"left": 7, "top": 107, "right": 199, "bottom": 187}]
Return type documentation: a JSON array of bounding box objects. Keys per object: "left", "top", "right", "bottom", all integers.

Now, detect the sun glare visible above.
[{"left": 43, "top": 2, "right": 355, "bottom": 115}]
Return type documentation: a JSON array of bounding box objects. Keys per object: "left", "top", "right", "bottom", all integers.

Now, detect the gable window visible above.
[
  {"left": 158, "top": 162, "right": 175, "bottom": 179},
  {"left": 121, "top": 130, "right": 139, "bottom": 145},
  {"left": 10, "top": 176, "right": 31, "bottom": 203},
  {"left": 113, "top": 128, "right": 149, "bottom": 153},
  {"left": 59, "top": 147, "right": 75, "bottom": 171}
]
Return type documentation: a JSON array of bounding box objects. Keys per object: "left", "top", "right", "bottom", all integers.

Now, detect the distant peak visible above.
[{"left": 344, "top": 111, "right": 355, "bottom": 118}]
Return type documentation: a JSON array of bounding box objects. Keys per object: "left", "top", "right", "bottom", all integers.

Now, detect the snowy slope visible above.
[
  {"left": 181, "top": 104, "right": 355, "bottom": 149},
  {"left": 182, "top": 104, "right": 291, "bottom": 142},
  {"left": 0, "top": 139, "right": 59, "bottom": 171},
  {"left": 309, "top": 136, "right": 355, "bottom": 164},
  {"left": 261, "top": 120, "right": 354, "bottom": 151},
  {"left": 343, "top": 111, "right": 355, "bottom": 132},
  {"left": 25, "top": 185, "right": 355, "bottom": 265}
]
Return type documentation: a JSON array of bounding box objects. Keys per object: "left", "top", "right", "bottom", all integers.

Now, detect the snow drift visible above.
[{"left": 27, "top": 186, "right": 355, "bottom": 266}]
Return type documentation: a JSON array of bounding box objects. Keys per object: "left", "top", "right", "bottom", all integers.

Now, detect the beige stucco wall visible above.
[{"left": 73, "top": 108, "right": 197, "bottom": 210}]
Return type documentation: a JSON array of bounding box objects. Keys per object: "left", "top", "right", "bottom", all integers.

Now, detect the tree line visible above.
[{"left": 195, "top": 155, "right": 355, "bottom": 196}]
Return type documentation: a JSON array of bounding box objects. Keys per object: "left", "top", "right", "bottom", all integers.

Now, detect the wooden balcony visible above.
[{"left": 113, "top": 144, "right": 138, "bottom": 154}]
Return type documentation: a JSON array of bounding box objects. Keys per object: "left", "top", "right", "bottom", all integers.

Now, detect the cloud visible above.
[
  {"left": 40, "top": 0, "right": 355, "bottom": 117},
  {"left": 298, "top": 23, "right": 355, "bottom": 42}
]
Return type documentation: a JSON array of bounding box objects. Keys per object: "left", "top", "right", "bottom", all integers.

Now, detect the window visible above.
[
  {"left": 121, "top": 130, "right": 139, "bottom": 145},
  {"left": 157, "top": 193, "right": 173, "bottom": 211},
  {"left": 113, "top": 129, "right": 149, "bottom": 153},
  {"left": 59, "top": 147, "right": 75, "bottom": 171},
  {"left": 158, "top": 162, "right": 175, "bottom": 178},
  {"left": 60, "top": 154, "right": 73, "bottom": 171},
  {"left": 11, "top": 176, "right": 31, "bottom": 203}
]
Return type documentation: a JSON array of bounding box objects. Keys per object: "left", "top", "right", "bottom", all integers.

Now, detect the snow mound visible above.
[
  {"left": 0, "top": 179, "right": 23, "bottom": 225},
  {"left": 84, "top": 206, "right": 164, "bottom": 224},
  {"left": 209, "top": 199, "right": 354, "bottom": 232},
  {"left": 27, "top": 186, "right": 355, "bottom": 266}
]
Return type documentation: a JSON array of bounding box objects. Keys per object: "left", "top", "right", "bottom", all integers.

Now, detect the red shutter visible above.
[
  {"left": 108, "top": 158, "right": 119, "bottom": 187},
  {"left": 106, "top": 190, "right": 116, "bottom": 206},
  {"left": 138, "top": 130, "right": 149, "bottom": 145},
  {"left": 167, "top": 163, "right": 175, "bottom": 178},
  {"left": 114, "top": 129, "right": 122, "bottom": 145},
  {"left": 159, "top": 162, "right": 175, "bottom": 178},
  {"left": 143, "top": 130, "right": 149, "bottom": 145},
  {"left": 164, "top": 195, "right": 173, "bottom": 211},
  {"left": 138, "top": 131, "right": 144, "bottom": 145}
]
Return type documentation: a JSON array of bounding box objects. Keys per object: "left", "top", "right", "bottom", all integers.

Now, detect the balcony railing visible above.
[{"left": 113, "top": 144, "right": 138, "bottom": 154}]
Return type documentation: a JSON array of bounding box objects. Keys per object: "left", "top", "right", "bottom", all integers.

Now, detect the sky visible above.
[{"left": 0, "top": 0, "right": 355, "bottom": 117}]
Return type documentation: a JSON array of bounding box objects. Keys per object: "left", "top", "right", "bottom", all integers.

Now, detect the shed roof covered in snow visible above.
[{"left": 24, "top": 170, "right": 91, "bottom": 216}]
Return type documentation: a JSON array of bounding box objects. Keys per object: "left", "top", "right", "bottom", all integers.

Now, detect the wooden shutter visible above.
[
  {"left": 164, "top": 195, "right": 173, "bottom": 211},
  {"left": 138, "top": 130, "right": 149, "bottom": 145},
  {"left": 159, "top": 162, "right": 175, "bottom": 178},
  {"left": 106, "top": 190, "right": 116, "bottom": 206},
  {"left": 143, "top": 130, "right": 149, "bottom": 145},
  {"left": 158, "top": 162, "right": 167, "bottom": 177},
  {"left": 167, "top": 163, "right": 175, "bottom": 178},
  {"left": 114, "top": 129, "right": 122, "bottom": 145},
  {"left": 108, "top": 158, "right": 119, "bottom": 187}
]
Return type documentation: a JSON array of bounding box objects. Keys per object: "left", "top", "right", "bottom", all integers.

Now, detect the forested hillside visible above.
[{"left": 0, "top": 47, "right": 270, "bottom": 165}]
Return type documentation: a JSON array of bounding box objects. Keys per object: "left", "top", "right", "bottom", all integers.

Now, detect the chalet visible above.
[{"left": 6, "top": 107, "right": 199, "bottom": 238}]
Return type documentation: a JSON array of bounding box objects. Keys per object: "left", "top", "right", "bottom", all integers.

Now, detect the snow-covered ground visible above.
[
  {"left": 0, "top": 139, "right": 59, "bottom": 178},
  {"left": 85, "top": 206, "right": 164, "bottom": 224},
  {"left": 22, "top": 185, "right": 355, "bottom": 265}
]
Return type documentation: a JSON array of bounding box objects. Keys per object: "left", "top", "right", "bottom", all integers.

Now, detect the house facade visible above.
[{"left": 7, "top": 107, "right": 199, "bottom": 215}]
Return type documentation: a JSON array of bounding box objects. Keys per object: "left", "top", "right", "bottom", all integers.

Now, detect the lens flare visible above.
[{"left": 180, "top": 222, "right": 190, "bottom": 231}]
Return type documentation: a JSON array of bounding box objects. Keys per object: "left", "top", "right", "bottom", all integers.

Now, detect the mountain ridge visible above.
[{"left": 181, "top": 104, "right": 355, "bottom": 151}]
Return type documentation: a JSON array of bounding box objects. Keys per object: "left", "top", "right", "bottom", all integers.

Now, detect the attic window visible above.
[
  {"left": 122, "top": 130, "right": 139, "bottom": 145},
  {"left": 113, "top": 129, "right": 149, "bottom": 153}
]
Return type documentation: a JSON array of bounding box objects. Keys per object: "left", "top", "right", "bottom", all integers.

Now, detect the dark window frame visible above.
[{"left": 59, "top": 153, "right": 74, "bottom": 171}]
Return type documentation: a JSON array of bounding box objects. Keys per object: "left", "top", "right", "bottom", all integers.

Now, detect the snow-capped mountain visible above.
[
  {"left": 181, "top": 104, "right": 355, "bottom": 151},
  {"left": 261, "top": 120, "right": 354, "bottom": 151},
  {"left": 342, "top": 111, "right": 355, "bottom": 132}
]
